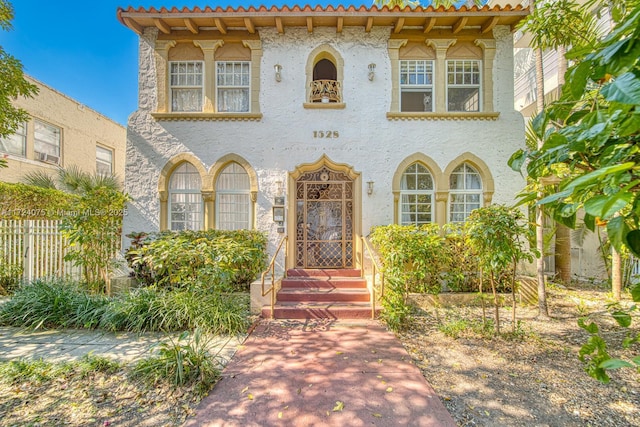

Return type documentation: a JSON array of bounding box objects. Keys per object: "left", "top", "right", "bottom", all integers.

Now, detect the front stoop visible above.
[{"left": 261, "top": 269, "right": 379, "bottom": 319}]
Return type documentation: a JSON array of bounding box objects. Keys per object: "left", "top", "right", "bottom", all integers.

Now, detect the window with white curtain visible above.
[
  {"left": 170, "top": 61, "right": 204, "bottom": 112},
  {"left": 449, "top": 163, "right": 482, "bottom": 223},
  {"left": 447, "top": 60, "right": 481, "bottom": 112},
  {"left": 400, "top": 162, "right": 434, "bottom": 226},
  {"left": 34, "top": 119, "right": 61, "bottom": 164},
  {"left": 216, "top": 62, "right": 250, "bottom": 113},
  {"left": 169, "top": 162, "right": 203, "bottom": 231},
  {"left": 400, "top": 60, "right": 434, "bottom": 112},
  {"left": 0, "top": 121, "right": 26, "bottom": 156},
  {"left": 96, "top": 146, "right": 113, "bottom": 175},
  {"left": 216, "top": 162, "right": 251, "bottom": 230}
]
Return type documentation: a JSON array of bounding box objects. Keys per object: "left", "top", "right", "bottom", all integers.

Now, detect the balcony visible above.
[{"left": 310, "top": 80, "right": 342, "bottom": 103}]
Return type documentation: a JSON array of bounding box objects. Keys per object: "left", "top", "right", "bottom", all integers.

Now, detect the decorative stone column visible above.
[
  {"left": 154, "top": 40, "right": 176, "bottom": 113},
  {"left": 242, "top": 40, "right": 263, "bottom": 114},
  {"left": 193, "top": 40, "right": 224, "bottom": 113},
  {"left": 202, "top": 191, "right": 215, "bottom": 229},
  {"left": 387, "top": 39, "right": 408, "bottom": 112},
  {"left": 436, "top": 191, "right": 449, "bottom": 227},
  {"left": 475, "top": 39, "right": 497, "bottom": 113},
  {"left": 427, "top": 39, "right": 456, "bottom": 113},
  {"left": 158, "top": 190, "right": 168, "bottom": 230}
]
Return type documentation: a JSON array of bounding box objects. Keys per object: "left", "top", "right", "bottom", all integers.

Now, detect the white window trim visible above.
[
  {"left": 34, "top": 119, "right": 61, "bottom": 165},
  {"left": 96, "top": 145, "right": 114, "bottom": 175},
  {"left": 399, "top": 59, "right": 435, "bottom": 113},
  {"left": 168, "top": 188, "right": 203, "bottom": 231},
  {"left": 215, "top": 61, "right": 251, "bottom": 113},
  {"left": 448, "top": 164, "right": 483, "bottom": 223},
  {"left": 169, "top": 60, "right": 205, "bottom": 113},
  {"left": 399, "top": 164, "right": 435, "bottom": 226},
  {"left": 446, "top": 59, "right": 482, "bottom": 113}
]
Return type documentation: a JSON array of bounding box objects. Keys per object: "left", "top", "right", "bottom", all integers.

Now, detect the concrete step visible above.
[
  {"left": 280, "top": 277, "right": 367, "bottom": 289},
  {"left": 276, "top": 288, "right": 370, "bottom": 303},
  {"left": 262, "top": 302, "right": 378, "bottom": 320},
  {"left": 287, "top": 268, "right": 362, "bottom": 278}
]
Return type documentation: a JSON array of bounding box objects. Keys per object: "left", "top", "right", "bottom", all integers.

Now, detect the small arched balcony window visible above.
[
  {"left": 169, "top": 162, "right": 203, "bottom": 231},
  {"left": 311, "top": 58, "right": 341, "bottom": 103},
  {"left": 449, "top": 163, "right": 482, "bottom": 223},
  {"left": 216, "top": 162, "right": 252, "bottom": 230},
  {"left": 400, "top": 162, "right": 434, "bottom": 225}
]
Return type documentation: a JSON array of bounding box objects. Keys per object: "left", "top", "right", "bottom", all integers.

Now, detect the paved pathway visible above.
[
  {"left": 186, "top": 319, "right": 455, "bottom": 427},
  {"left": 0, "top": 326, "right": 243, "bottom": 364}
]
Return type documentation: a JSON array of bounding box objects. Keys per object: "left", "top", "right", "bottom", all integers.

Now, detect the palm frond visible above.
[{"left": 22, "top": 170, "right": 58, "bottom": 189}]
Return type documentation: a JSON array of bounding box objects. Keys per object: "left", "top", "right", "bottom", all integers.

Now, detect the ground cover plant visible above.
[{"left": 0, "top": 278, "right": 250, "bottom": 335}]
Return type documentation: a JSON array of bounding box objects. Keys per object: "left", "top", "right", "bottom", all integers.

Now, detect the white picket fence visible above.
[{"left": 0, "top": 219, "right": 83, "bottom": 281}]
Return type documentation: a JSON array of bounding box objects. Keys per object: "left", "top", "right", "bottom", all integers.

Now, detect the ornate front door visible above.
[{"left": 295, "top": 166, "right": 353, "bottom": 268}]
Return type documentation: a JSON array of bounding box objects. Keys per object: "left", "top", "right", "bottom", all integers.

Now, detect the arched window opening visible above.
[
  {"left": 311, "top": 58, "right": 341, "bottom": 103},
  {"left": 169, "top": 162, "right": 203, "bottom": 231},
  {"left": 216, "top": 162, "right": 251, "bottom": 230},
  {"left": 449, "top": 163, "right": 482, "bottom": 223},
  {"left": 400, "top": 163, "right": 434, "bottom": 225}
]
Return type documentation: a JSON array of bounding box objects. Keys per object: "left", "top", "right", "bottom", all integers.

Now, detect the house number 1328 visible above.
[{"left": 313, "top": 131, "right": 339, "bottom": 138}]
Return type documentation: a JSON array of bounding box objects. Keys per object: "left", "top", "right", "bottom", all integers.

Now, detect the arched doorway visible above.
[{"left": 290, "top": 156, "right": 360, "bottom": 269}]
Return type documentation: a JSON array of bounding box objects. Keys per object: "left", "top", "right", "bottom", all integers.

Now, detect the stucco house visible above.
[
  {"left": 0, "top": 76, "right": 126, "bottom": 184},
  {"left": 117, "top": 4, "right": 529, "bottom": 316}
]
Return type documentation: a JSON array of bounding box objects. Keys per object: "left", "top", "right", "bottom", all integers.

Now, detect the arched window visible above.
[
  {"left": 400, "top": 163, "right": 434, "bottom": 225},
  {"left": 169, "top": 162, "right": 202, "bottom": 231},
  {"left": 449, "top": 163, "right": 482, "bottom": 223},
  {"left": 216, "top": 162, "right": 251, "bottom": 230}
]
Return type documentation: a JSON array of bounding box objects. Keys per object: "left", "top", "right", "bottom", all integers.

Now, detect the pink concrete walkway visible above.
[{"left": 186, "top": 319, "right": 455, "bottom": 427}]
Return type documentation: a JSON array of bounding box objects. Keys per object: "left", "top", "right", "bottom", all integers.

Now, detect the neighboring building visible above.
[
  {"left": 0, "top": 76, "right": 126, "bottom": 184},
  {"left": 117, "top": 4, "right": 528, "bottom": 271}
]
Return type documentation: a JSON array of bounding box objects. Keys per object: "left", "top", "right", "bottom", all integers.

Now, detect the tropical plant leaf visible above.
[
  {"left": 625, "top": 229, "right": 640, "bottom": 258},
  {"left": 599, "top": 358, "right": 634, "bottom": 370},
  {"left": 601, "top": 73, "right": 640, "bottom": 105}
]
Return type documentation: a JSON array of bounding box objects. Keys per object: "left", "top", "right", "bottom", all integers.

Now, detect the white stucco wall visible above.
[{"left": 124, "top": 26, "right": 526, "bottom": 257}]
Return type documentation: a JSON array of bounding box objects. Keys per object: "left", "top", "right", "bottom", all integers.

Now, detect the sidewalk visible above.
[
  {"left": 0, "top": 326, "right": 244, "bottom": 364},
  {"left": 186, "top": 319, "right": 456, "bottom": 427}
]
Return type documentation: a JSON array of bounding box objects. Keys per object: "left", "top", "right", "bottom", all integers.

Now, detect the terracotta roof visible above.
[{"left": 117, "top": 4, "right": 528, "bottom": 35}]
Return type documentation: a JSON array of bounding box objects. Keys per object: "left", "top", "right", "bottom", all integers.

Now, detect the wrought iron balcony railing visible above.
[{"left": 309, "top": 79, "right": 342, "bottom": 103}]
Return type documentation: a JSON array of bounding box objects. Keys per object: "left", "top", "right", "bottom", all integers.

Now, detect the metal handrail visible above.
[
  {"left": 261, "top": 235, "right": 288, "bottom": 319},
  {"left": 359, "top": 236, "right": 385, "bottom": 319}
]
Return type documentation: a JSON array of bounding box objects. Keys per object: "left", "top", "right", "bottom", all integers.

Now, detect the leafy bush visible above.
[
  {"left": 132, "top": 328, "right": 220, "bottom": 396},
  {"left": 0, "top": 278, "right": 110, "bottom": 329},
  {"left": 370, "top": 224, "right": 447, "bottom": 330},
  {"left": 126, "top": 230, "right": 267, "bottom": 292},
  {"left": 0, "top": 182, "right": 75, "bottom": 220},
  {"left": 0, "top": 278, "right": 250, "bottom": 334},
  {"left": 0, "top": 262, "right": 22, "bottom": 295}
]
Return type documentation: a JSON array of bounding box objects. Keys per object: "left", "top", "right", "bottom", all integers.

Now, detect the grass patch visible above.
[{"left": 0, "top": 279, "right": 251, "bottom": 334}]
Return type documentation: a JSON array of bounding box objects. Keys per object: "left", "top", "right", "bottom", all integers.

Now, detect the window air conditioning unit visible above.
[{"left": 35, "top": 151, "right": 60, "bottom": 165}]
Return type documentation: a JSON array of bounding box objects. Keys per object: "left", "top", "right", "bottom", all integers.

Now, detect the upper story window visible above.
[
  {"left": 96, "top": 145, "right": 113, "bottom": 175},
  {"left": 449, "top": 163, "right": 482, "bottom": 223},
  {"left": 216, "top": 62, "right": 250, "bottom": 113},
  {"left": 169, "top": 162, "right": 203, "bottom": 231},
  {"left": 400, "top": 162, "right": 434, "bottom": 226},
  {"left": 0, "top": 121, "right": 26, "bottom": 156},
  {"left": 311, "top": 59, "right": 341, "bottom": 103},
  {"left": 216, "top": 162, "right": 251, "bottom": 230},
  {"left": 400, "top": 60, "right": 434, "bottom": 112},
  {"left": 170, "top": 61, "right": 204, "bottom": 112},
  {"left": 34, "top": 119, "right": 61, "bottom": 165},
  {"left": 447, "top": 60, "right": 481, "bottom": 112}
]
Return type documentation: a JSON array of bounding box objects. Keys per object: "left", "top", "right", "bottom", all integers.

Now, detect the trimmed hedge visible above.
[{"left": 0, "top": 182, "right": 76, "bottom": 220}]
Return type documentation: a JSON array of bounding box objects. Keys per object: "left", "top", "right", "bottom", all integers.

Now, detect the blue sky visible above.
[{"left": 1, "top": 1, "right": 367, "bottom": 126}]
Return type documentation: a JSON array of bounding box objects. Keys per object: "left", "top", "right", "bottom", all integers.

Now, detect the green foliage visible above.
[
  {"left": 0, "top": 0, "right": 39, "bottom": 140},
  {"left": 509, "top": 4, "right": 640, "bottom": 257},
  {"left": 0, "top": 182, "right": 75, "bottom": 219},
  {"left": 370, "top": 224, "right": 446, "bottom": 330},
  {"left": 439, "top": 317, "right": 495, "bottom": 339},
  {"left": 0, "top": 261, "right": 21, "bottom": 294},
  {"left": 0, "top": 278, "right": 111, "bottom": 329},
  {"left": 0, "top": 354, "right": 120, "bottom": 386},
  {"left": 0, "top": 278, "right": 251, "bottom": 335},
  {"left": 132, "top": 328, "right": 220, "bottom": 395},
  {"left": 126, "top": 230, "right": 267, "bottom": 292}
]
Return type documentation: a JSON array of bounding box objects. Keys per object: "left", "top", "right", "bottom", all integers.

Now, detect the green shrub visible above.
[
  {"left": 132, "top": 328, "right": 220, "bottom": 396},
  {"left": 126, "top": 230, "right": 267, "bottom": 292},
  {"left": 0, "top": 278, "right": 251, "bottom": 334},
  {"left": 0, "top": 278, "right": 110, "bottom": 329},
  {"left": 0, "top": 263, "right": 22, "bottom": 295}
]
